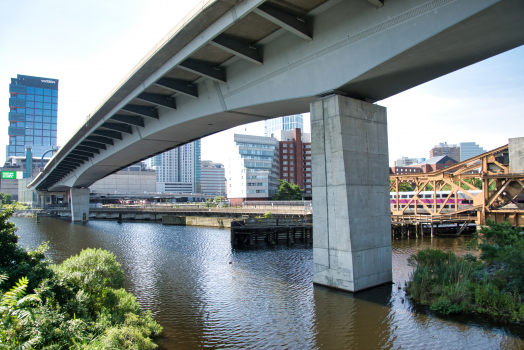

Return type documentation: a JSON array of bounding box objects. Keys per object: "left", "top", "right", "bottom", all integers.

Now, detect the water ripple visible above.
[{"left": 12, "top": 217, "right": 524, "bottom": 349}]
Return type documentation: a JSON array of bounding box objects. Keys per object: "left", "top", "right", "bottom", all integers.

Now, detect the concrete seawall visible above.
[{"left": 162, "top": 216, "right": 238, "bottom": 228}]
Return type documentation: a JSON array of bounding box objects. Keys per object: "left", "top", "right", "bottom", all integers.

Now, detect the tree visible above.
[
  {"left": 273, "top": 180, "right": 304, "bottom": 200},
  {"left": 0, "top": 193, "right": 9, "bottom": 205},
  {"left": 391, "top": 180, "right": 413, "bottom": 192},
  {"left": 0, "top": 210, "right": 50, "bottom": 292}
]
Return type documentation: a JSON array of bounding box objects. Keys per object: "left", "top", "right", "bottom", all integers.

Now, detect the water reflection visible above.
[{"left": 12, "top": 217, "right": 524, "bottom": 349}]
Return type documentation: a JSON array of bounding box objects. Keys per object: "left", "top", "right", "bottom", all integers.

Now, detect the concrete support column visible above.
[
  {"left": 70, "top": 188, "right": 90, "bottom": 222},
  {"left": 311, "top": 95, "right": 392, "bottom": 292},
  {"left": 509, "top": 137, "right": 524, "bottom": 173}
]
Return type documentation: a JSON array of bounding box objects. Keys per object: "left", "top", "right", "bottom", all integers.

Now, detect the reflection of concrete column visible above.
[
  {"left": 70, "top": 188, "right": 90, "bottom": 222},
  {"left": 311, "top": 95, "right": 392, "bottom": 292}
]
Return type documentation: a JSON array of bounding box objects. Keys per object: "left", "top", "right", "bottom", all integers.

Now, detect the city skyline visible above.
[{"left": 1, "top": 0, "right": 522, "bottom": 170}]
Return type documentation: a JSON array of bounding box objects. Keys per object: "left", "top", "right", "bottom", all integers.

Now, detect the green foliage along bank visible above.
[
  {"left": 406, "top": 220, "right": 524, "bottom": 322},
  {"left": 0, "top": 210, "right": 162, "bottom": 349},
  {"left": 273, "top": 179, "right": 304, "bottom": 200}
]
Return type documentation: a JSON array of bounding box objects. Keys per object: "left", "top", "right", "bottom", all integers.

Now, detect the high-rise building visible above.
[
  {"left": 8, "top": 75, "right": 58, "bottom": 158},
  {"left": 153, "top": 140, "right": 201, "bottom": 193},
  {"left": 265, "top": 114, "right": 303, "bottom": 137},
  {"left": 460, "top": 142, "right": 485, "bottom": 161},
  {"left": 273, "top": 128, "right": 312, "bottom": 196},
  {"left": 201, "top": 160, "right": 226, "bottom": 196},
  {"left": 429, "top": 142, "right": 460, "bottom": 162},
  {"left": 228, "top": 134, "right": 280, "bottom": 205}
]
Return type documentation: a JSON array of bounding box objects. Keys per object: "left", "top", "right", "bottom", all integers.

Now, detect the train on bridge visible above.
[{"left": 390, "top": 190, "right": 481, "bottom": 214}]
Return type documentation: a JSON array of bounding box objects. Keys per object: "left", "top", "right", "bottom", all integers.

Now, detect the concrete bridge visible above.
[{"left": 29, "top": 0, "right": 524, "bottom": 292}]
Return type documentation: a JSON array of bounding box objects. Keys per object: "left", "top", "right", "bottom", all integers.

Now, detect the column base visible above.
[{"left": 70, "top": 188, "right": 90, "bottom": 222}]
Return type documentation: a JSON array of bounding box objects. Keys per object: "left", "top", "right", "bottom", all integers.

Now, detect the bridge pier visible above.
[
  {"left": 311, "top": 95, "right": 392, "bottom": 292},
  {"left": 70, "top": 188, "right": 90, "bottom": 222}
]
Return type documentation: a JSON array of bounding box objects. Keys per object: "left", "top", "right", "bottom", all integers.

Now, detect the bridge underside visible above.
[
  {"left": 34, "top": 0, "right": 524, "bottom": 192},
  {"left": 31, "top": 0, "right": 524, "bottom": 292}
]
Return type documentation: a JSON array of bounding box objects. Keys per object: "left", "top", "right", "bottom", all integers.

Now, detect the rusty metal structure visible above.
[{"left": 390, "top": 144, "right": 524, "bottom": 227}]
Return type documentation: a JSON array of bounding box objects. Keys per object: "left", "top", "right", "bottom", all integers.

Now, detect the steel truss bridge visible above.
[{"left": 390, "top": 144, "right": 524, "bottom": 227}]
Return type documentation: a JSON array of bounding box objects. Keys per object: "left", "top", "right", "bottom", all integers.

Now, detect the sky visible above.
[{"left": 1, "top": 0, "right": 523, "bottom": 169}]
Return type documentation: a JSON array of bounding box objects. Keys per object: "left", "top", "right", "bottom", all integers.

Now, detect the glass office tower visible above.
[
  {"left": 7, "top": 74, "right": 58, "bottom": 158},
  {"left": 265, "top": 114, "right": 303, "bottom": 137}
]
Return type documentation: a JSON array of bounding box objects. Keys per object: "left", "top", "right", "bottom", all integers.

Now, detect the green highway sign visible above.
[{"left": 1, "top": 171, "right": 23, "bottom": 180}]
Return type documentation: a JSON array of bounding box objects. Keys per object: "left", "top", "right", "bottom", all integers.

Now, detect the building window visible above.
[
  {"left": 283, "top": 155, "right": 287, "bottom": 159},
  {"left": 283, "top": 149, "right": 287, "bottom": 153},
  {"left": 290, "top": 150, "right": 293, "bottom": 154},
  {"left": 283, "top": 173, "right": 288, "bottom": 177},
  {"left": 283, "top": 144, "right": 287, "bottom": 147},
  {"left": 283, "top": 161, "right": 288, "bottom": 165}
]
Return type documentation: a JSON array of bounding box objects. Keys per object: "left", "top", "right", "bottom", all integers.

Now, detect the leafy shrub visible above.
[
  {"left": 0, "top": 209, "right": 51, "bottom": 293},
  {"left": 406, "top": 220, "right": 524, "bottom": 322},
  {"left": 0, "top": 211, "right": 162, "bottom": 348}
]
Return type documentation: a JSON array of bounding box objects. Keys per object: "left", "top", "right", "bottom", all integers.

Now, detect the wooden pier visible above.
[
  {"left": 391, "top": 214, "right": 477, "bottom": 237},
  {"left": 230, "top": 218, "right": 313, "bottom": 246}
]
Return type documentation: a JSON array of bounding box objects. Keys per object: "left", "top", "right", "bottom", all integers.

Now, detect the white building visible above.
[
  {"left": 265, "top": 114, "right": 303, "bottom": 137},
  {"left": 394, "top": 156, "right": 426, "bottom": 167},
  {"left": 153, "top": 140, "right": 201, "bottom": 193},
  {"left": 228, "top": 134, "right": 280, "bottom": 205},
  {"left": 201, "top": 160, "right": 225, "bottom": 196},
  {"left": 90, "top": 163, "right": 156, "bottom": 194},
  {"left": 460, "top": 142, "right": 485, "bottom": 161}
]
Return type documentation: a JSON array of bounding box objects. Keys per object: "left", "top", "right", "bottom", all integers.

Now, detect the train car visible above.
[{"left": 390, "top": 190, "right": 482, "bottom": 214}]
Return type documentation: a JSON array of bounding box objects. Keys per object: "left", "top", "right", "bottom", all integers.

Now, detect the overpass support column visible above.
[
  {"left": 70, "top": 188, "right": 90, "bottom": 222},
  {"left": 311, "top": 95, "right": 392, "bottom": 292}
]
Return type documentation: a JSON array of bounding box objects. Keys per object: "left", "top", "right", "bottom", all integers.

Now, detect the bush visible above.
[
  {"left": 406, "top": 220, "right": 524, "bottom": 322},
  {"left": 0, "top": 209, "right": 51, "bottom": 293},
  {"left": 0, "top": 211, "right": 162, "bottom": 348}
]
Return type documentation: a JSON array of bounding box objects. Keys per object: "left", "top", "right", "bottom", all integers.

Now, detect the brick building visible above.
[
  {"left": 274, "top": 128, "right": 312, "bottom": 197},
  {"left": 429, "top": 142, "right": 460, "bottom": 162},
  {"left": 417, "top": 155, "right": 457, "bottom": 172},
  {"left": 390, "top": 155, "right": 457, "bottom": 175}
]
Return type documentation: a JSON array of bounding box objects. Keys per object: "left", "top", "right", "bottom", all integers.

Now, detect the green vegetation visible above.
[
  {"left": 255, "top": 211, "right": 273, "bottom": 219},
  {"left": 390, "top": 180, "right": 413, "bottom": 192},
  {"left": 273, "top": 179, "right": 304, "bottom": 200},
  {"left": 2, "top": 202, "right": 29, "bottom": 210},
  {"left": 205, "top": 196, "right": 227, "bottom": 208},
  {"left": 0, "top": 193, "right": 12, "bottom": 205},
  {"left": 0, "top": 210, "right": 162, "bottom": 349},
  {"left": 406, "top": 220, "right": 524, "bottom": 322}
]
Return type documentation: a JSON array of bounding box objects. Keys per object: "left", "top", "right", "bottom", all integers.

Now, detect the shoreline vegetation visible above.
[
  {"left": 0, "top": 210, "right": 162, "bottom": 349},
  {"left": 406, "top": 220, "right": 524, "bottom": 322}
]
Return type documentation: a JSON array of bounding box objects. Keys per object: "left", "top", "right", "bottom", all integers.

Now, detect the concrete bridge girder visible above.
[
  {"left": 30, "top": 0, "right": 524, "bottom": 292},
  {"left": 38, "top": 0, "right": 523, "bottom": 192}
]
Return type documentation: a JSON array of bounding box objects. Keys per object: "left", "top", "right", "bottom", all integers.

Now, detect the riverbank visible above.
[
  {"left": 406, "top": 220, "right": 524, "bottom": 323},
  {"left": 0, "top": 211, "right": 162, "bottom": 348}
]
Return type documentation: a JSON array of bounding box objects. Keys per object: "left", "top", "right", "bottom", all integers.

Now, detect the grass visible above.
[{"left": 406, "top": 221, "right": 524, "bottom": 322}]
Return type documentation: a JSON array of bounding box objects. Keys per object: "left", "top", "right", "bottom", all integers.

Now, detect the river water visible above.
[{"left": 12, "top": 217, "right": 524, "bottom": 349}]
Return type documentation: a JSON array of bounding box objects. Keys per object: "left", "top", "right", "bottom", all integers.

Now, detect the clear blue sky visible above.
[{"left": 1, "top": 0, "right": 523, "bottom": 167}]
